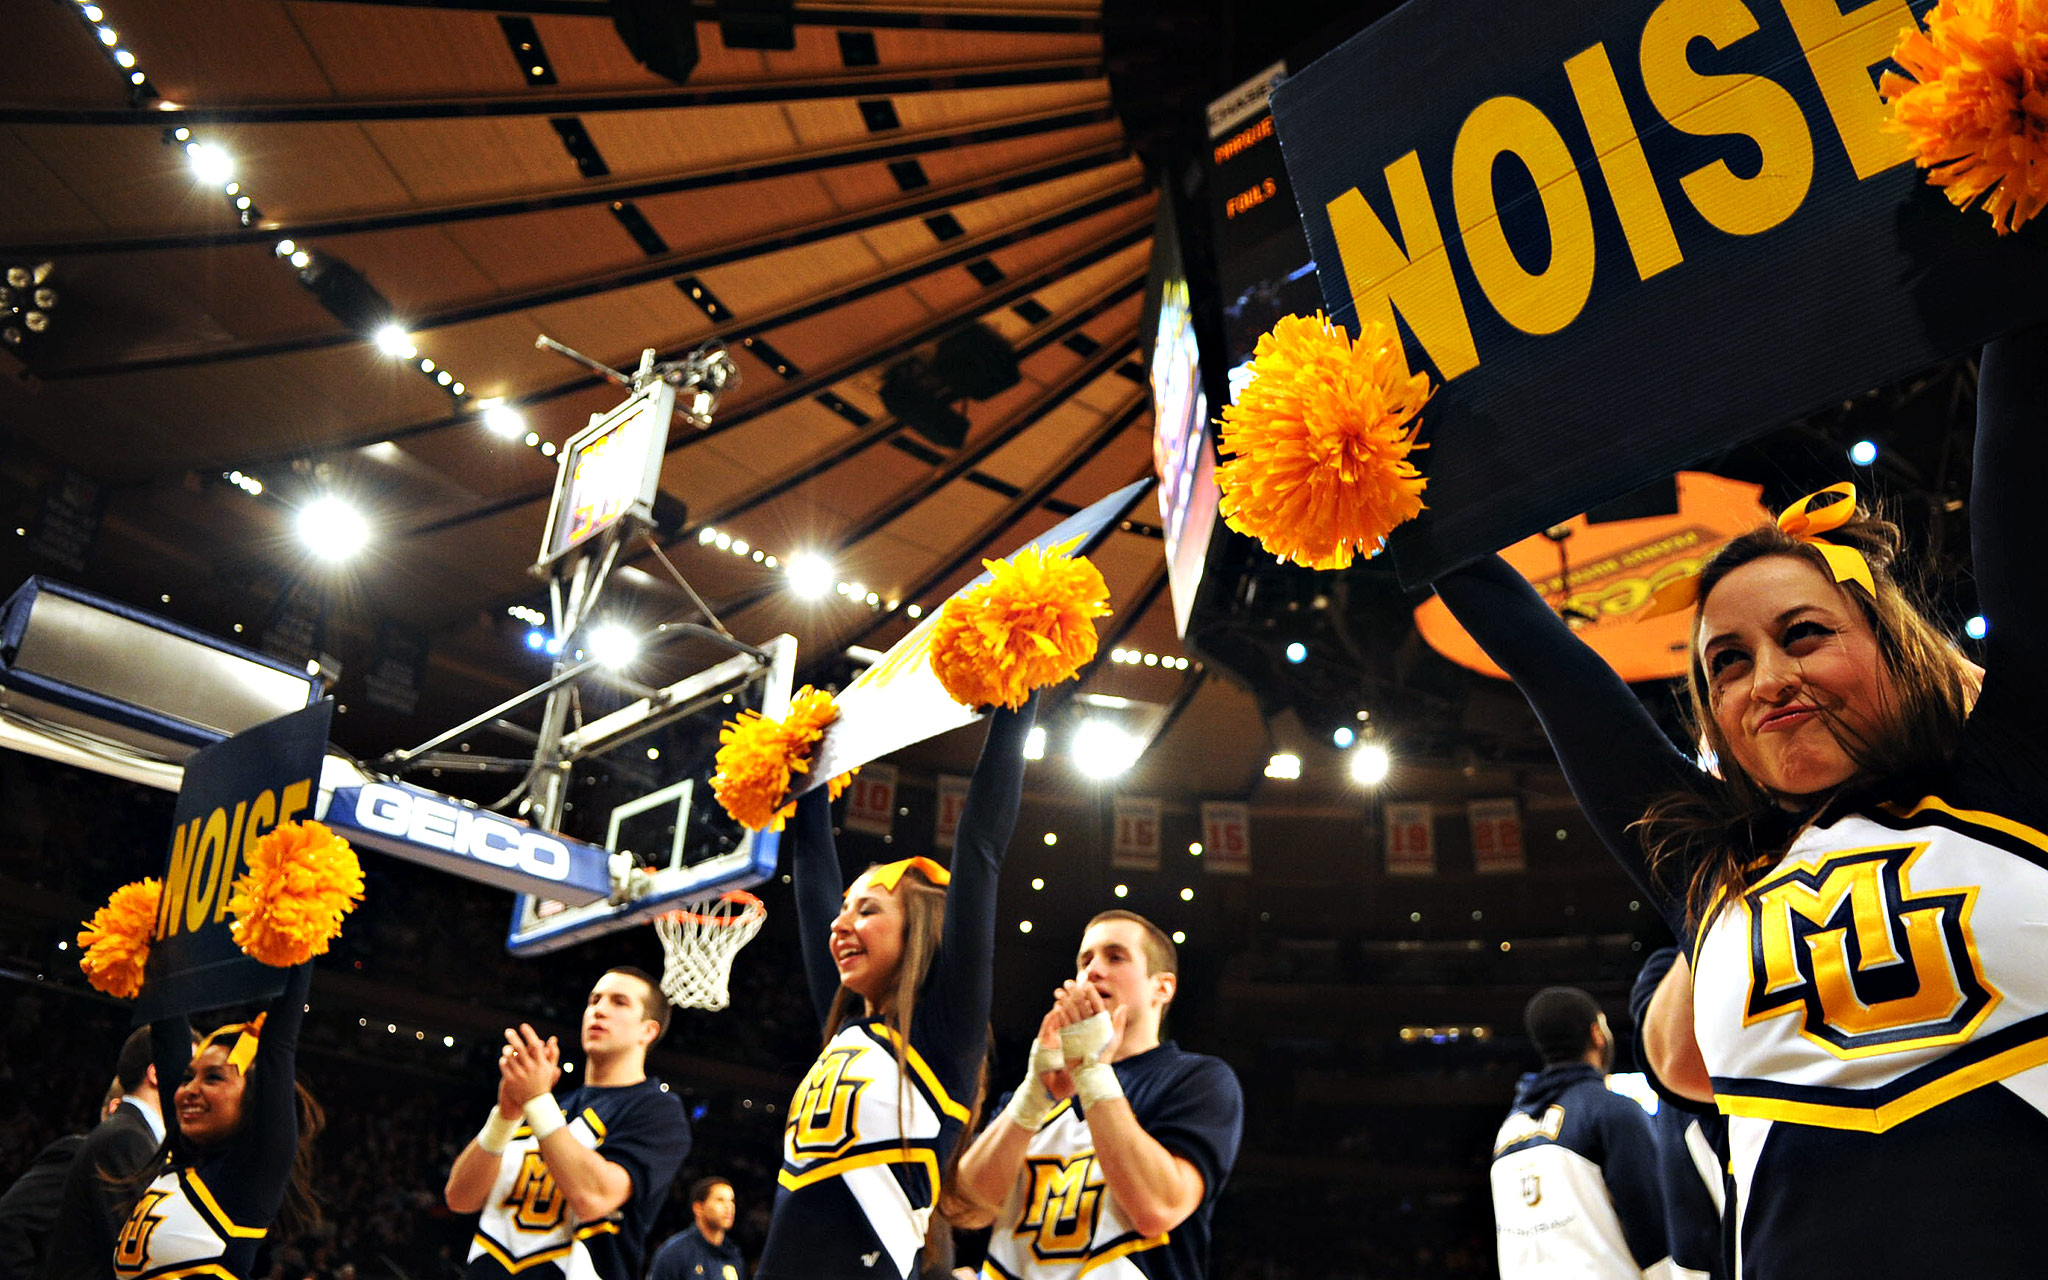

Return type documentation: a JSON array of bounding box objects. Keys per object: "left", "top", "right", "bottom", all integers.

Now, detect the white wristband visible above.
[
  {"left": 1059, "top": 1011, "right": 1115, "bottom": 1065},
  {"left": 1003, "top": 1074, "right": 1057, "bottom": 1132},
  {"left": 522, "top": 1094, "right": 567, "bottom": 1141},
  {"left": 478, "top": 1110, "right": 520, "bottom": 1153},
  {"left": 1072, "top": 1061, "right": 1122, "bottom": 1108}
]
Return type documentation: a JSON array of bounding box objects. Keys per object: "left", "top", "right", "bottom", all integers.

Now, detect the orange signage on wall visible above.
[{"left": 1414, "top": 472, "right": 1769, "bottom": 684}]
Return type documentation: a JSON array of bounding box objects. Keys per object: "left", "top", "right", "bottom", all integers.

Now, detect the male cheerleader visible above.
[
  {"left": 446, "top": 967, "right": 691, "bottom": 1280},
  {"left": 955, "top": 910, "right": 1243, "bottom": 1279}
]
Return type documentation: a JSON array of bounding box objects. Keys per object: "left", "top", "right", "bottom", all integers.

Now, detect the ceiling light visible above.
[
  {"left": 1071, "top": 719, "right": 1141, "bottom": 779},
  {"left": 296, "top": 496, "right": 369, "bottom": 562},
  {"left": 373, "top": 324, "right": 416, "bottom": 359},
  {"left": 588, "top": 623, "right": 639, "bottom": 668},
  {"left": 186, "top": 142, "right": 232, "bottom": 185},
  {"left": 275, "top": 239, "right": 296, "bottom": 257},
  {"left": 1018, "top": 920, "right": 1032, "bottom": 933},
  {"left": 1113, "top": 884, "right": 1128, "bottom": 898},
  {"left": 1024, "top": 724, "right": 1046, "bottom": 761},
  {"left": 289, "top": 250, "right": 311, "bottom": 269},
  {"left": 1172, "top": 930, "right": 1186, "bottom": 943},
  {"left": 1042, "top": 832, "right": 1057, "bottom": 846},
  {"left": 482, "top": 403, "right": 525, "bottom": 438},
  {"left": 96, "top": 25, "right": 117, "bottom": 45},
  {"left": 785, "top": 553, "right": 833, "bottom": 600},
  {"left": 1966, "top": 614, "right": 1988, "bottom": 639},
  {"left": 1179, "top": 887, "right": 1194, "bottom": 901},
  {"left": 114, "top": 48, "right": 135, "bottom": 67},
  {"left": 1849, "top": 439, "right": 1878, "bottom": 466},
  {"left": 698, "top": 526, "right": 718, "bottom": 544},
  {"left": 906, "top": 604, "right": 923, "bottom": 619},
  {"left": 1264, "top": 752, "right": 1301, "bottom": 780},
  {"left": 1333, "top": 726, "right": 1355, "bottom": 748},
  {"left": 1351, "top": 741, "right": 1393, "bottom": 786},
  {"left": 1285, "top": 642, "right": 1307, "bottom": 664}
]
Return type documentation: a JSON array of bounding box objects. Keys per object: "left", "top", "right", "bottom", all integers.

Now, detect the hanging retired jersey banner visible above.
[
  {"left": 141, "top": 700, "right": 333, "bottom": 1019},
  {"left": 1270, "top": 0, "right": 2048, "bottom": 589},
  {"left": 1468, "top": 798, "right": 1526, "bottom": 874},
  {"left": 842, "top": 762, "right": 898, "bottom": 838},
  {"left": 934, "top": 774, "right": 969, "bottom": 850},
  {"left": 1385, "top": 801, "right": 1436, "bottom": 877},
  {"left": 1200, "top": 800, "right": 1251, "bottom": 876},
  {"left": 1112, "top": 796, "right": 1162, "bottom": 871}
]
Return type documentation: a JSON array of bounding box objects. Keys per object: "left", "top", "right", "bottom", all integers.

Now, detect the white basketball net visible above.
[{"left": 654, "top": 891, "right": 767, "bottom": 1012}]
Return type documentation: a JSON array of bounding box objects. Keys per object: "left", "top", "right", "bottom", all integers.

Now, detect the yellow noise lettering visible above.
[
  {"left": 156, "top": 780, "right": 311, "bottom": 938},
  {"left": 502, "top": 1152, "right": 567, "bottom": 1232},
  {"left": 1320, "top": 0, "right": 1905, "bottom": 380},
  {"left": 1744, "top": 844, "right": 1999, "bottom": 1057},
  {"left": 1017, "top": 1153, "right": 1105, "bottom": 1260},
  {"left": 115, "top": 1189, "right": 172, "bottom": 1270},
  {"left": 787, "top": 1046, "right": 871, "bottom": 1158}
]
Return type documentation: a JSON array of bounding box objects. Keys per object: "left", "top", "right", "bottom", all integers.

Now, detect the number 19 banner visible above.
[{"left": 1270, "top": 0, "right": 2048, "bottom": 588}]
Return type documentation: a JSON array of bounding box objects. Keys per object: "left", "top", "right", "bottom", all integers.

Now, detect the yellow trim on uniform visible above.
[
  {"left": 1691, "top": 883, "right": 1730, "bottom": 974},
  {"left": 136, "top": 1266, "right": 236, "bottom": 1280},
  {"left": 1040, "top": 1098, "right": 1075, "bottom": 1126},
  {"left": 777, "top": 1145, "right": 942, "bottom": 1192},
  {"left": 182, "top": 1173, "right": 267, "bottom": 1239},
  {"left": 1884, "top": 796, "right": 2048, "bottom": 854},
  {"left": 1717, "top": 1035, "right": 2048, "bottom": 1133},
  {"left": 470, "top": 1233, "right": 576, "bottom": 1273},
  {"left": 1078, "top": 1232, "right": 1170, "bottom": 1276},
  {"left": 581, "top": 1108, "right": 607, "bottom": 1139},
  {"left": 574, "top": 1221, "right": 620, "bottom": 1240},
  {"left": 863, "top": 1023, "right": 972, "bottom": 1123}
]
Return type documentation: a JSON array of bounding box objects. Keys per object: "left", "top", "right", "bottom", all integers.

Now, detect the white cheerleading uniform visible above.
[{"left": 112, "top": 1170, "right": 265, "bottom": 1280}]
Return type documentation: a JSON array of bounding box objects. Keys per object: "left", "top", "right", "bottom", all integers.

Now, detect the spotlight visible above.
[
  {"left": 524, "top": 629, "right": 547, "bottom": 651},
  {"left": 588, "top": 623, "right": 640, "bottom": 667},
  {"left": 1285, "top": 642, "right": 1307, "bottom": 664},
  {"left": 1332, "top": 726, "right": 1355, "bottom": 748},
  {"left": 296, "top": 496, "right": 369, "bottom": 562},
  {"left": 275, "top": 239, "right": 297, "bottom": 256},
  {"left": 1264, "top": 752, "right": 1301, "bottom": 780},
  {"left": 289, "top": 250, "right": 311, "bottom": 269},
  {"left": 482, "top": 403, "right": 525, "bottom": 438},
  {"left": 1849, "top": 440, "right": 1878, "bottom": 466},
  {"left": 186, "top": 142, "right": 233, "bottom": 185},
  {"left": 1966, "top": 615, "right": 1988, "bottom": 640},
  {"left": 906, "top": 604, "right": 923, "bottom": 618},
  {"left": 373, "top": 324, "right": 416, "bottom": 359},
  {"left": 1071, "top": 719, "right": 1141, "bottom": 779},
  {"left": 114, "top": 48, "right": 135, "bottom": 67},
  {"left": 785, "top": 553, "right": 834, "bottom": 600},
  {"left": 1024, "top": 725, "right": 1046, "bottom": 761},
  {"left": 544, "top": 636, "right": 565, "bottom": 656},
  {"left": 1351, "top": 741, "right": 1393, "bottom": 786}
]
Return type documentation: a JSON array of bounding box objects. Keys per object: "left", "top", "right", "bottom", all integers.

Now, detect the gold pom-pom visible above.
[
  {"left": 1882, "top": 0, "right": 2048, "bottom": 234},
  {"left": 1215, "top": 312, "right": 1432, "bottom": 570},
  {"left": 929, "top": 539, "right": 1112, "bottom": 710},
  {"left": 228, "top": 820, "right": 365, "bottom": 967},
  {"left": 710, "top": 685, "right": 850, "bottom": 832},
  {"left": 78, "top": 878, "right": 162, "bottom": 999}
]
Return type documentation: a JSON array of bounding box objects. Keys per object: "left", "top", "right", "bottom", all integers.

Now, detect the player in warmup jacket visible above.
[
  {"left": 954, "top": 909, "right": 1242, "bottom": 1280},
  {"left": 758, "top": 699, "right": 1036, "bottom": 1280},
  {"left": 446, "top": 967, "right": 690, "bottom": 1280},
  {"left": 1491, "top": 987, "right": 1671, "bottom": 1279},
  {"left": 111, "top": 962, "right": 323, "bottom": 1280},
  {"left": 1432, "top": 327, "right": 2048, "bottom": 1277},
  {"left": 648, "top": 1176, "right": 746, "bottom": 1280}
]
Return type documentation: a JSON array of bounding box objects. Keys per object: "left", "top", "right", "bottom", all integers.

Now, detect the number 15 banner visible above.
[{"left": 1270, "top": 0, "right": 2048, "bottom": 588}]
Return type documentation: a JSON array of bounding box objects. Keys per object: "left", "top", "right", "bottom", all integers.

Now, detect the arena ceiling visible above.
[{"left": 0, "top": 0, "right": 1357, "bottom": 805}]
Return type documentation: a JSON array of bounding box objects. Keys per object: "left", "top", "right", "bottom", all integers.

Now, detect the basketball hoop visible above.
[{"left": 654, "top": 890, "right": 766, "bottom": 1011}]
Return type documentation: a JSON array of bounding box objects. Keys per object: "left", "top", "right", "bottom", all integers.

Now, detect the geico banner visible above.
[
  {"left": 1271, "top": 0, "right": 2048, "bottom": 588},
  {"left": 322, "top": 780, "right": 610, "bottom": 905}
]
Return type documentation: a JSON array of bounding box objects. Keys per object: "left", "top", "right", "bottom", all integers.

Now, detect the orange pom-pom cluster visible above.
[
  {"left": 228, "top": 820, "right": 365, "bottom": 967},
  {"left": 78, "top": 878, "right": 162, "bottom": 999},
  {"left": 929, "top": 540, "right": 1111, "bottom": 710},
  {"left": 711, "top": 685, "right": 849, "bottom": 832},
  {"left": 1883, "top": 0, "right": 2048, "bottom": 234},
  {"left": 1216, "top": 312, "right": 1432, "bottom": 570}
]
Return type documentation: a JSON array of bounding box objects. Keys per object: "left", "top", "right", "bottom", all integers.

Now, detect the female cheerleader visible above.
[
  {"left": 1431, "top": 328, "right": 2048, "bottom": 1278},
  {"left": 112, "top": 962, "right": 322, "bottom": 1280},
  {"left": 758, "top": 697, "right": 1037, "bottom": 1280}
]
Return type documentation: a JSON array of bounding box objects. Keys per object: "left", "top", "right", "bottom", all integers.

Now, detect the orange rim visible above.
[{"left": 660, "top": 889, "right": 765, "bottom": 928}]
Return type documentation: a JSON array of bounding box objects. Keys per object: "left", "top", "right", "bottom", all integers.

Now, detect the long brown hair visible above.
[
  {"left": 1638, "top": 500, "right": 1977, "bottom": 929},
  {"left": 820, "top": 867, "right": 989, "bottom": 1243}
]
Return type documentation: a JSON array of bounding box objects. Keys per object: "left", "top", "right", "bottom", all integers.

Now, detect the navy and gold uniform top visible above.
[
  {"left": 759, "top": 701, "right": 1035, "bottom": 1280},
  {"left": 462, "top": 1077, "right": 689, "bottom": 1280},
  {"left": 113, "top": 962, "right": 311, "bottom": 1280},
  {"left": 1434, "top": 327, "right": 2048, "bottom": 1278},
  {"left": 981, "top": 1041, "right": 1242, "bottom": 1280}
]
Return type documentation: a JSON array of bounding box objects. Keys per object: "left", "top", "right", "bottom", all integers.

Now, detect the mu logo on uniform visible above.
[
  {"left": 1744, "top": 843, "right": 1998, "bottom": 1055},
  {"left": 1519, "top": 1172, "right": 1541, "bottom": 1207},
  {"left": 114, "top": 1189, "right": 172, "bottom": 1270},
  {"left": 1015, "top": 1152, "right": 1107, "bottom": 1260},
  {"left": 788, "top": 1045, "right": 871, "bottom": 1158},
  {"left": 502, "top": 1152, "right": 567, "bottom": 1231}
]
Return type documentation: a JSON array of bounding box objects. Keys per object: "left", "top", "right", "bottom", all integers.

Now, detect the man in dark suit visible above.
[
  {"left": 40, "top": 1027, "right": 168, "bottom": 1280},
  {"left": 0, "top": 1130, "right": 90, "bottom": 1279}
]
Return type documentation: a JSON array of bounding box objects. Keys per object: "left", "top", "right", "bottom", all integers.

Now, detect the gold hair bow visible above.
[
  {"left": 852, "top": 856, "right": 951, "bottom": 895},
  {"left": 200, "top": 1012, "right": 267, "bottom": 1076},
  {"left": 1639, "top": 482, "right": 1873, "bottom": 621}
]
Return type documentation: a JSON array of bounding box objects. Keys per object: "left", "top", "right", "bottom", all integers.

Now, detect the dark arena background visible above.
[{"left": 0, "top": 2, "right": 1998, "bottom": 1279}]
